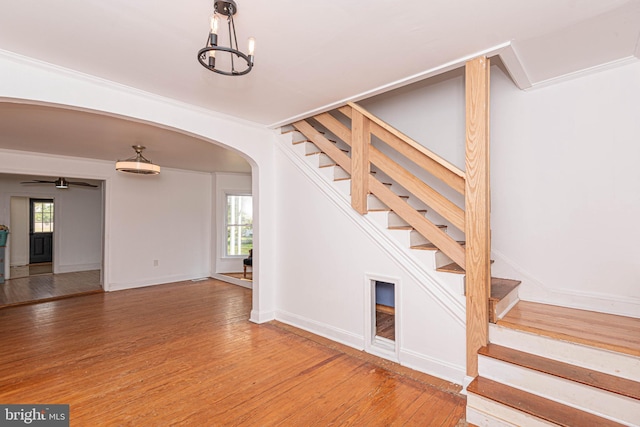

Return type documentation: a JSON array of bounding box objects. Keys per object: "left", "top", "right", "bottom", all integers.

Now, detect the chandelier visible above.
[{"left": 197, "top": 0, "right": 255, "bottom": 76}]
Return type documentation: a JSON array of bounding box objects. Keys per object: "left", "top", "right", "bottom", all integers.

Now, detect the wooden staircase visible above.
[
  {"left": 467, "top": 301, "right": 640, "bottom": 426},
  {"left": 279, "top": 55, "right": 640, "bottom": 425}
]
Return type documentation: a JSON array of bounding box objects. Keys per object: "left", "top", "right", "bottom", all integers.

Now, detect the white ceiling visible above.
[{"left": 0, "top": 0, "right": 639, "bottom": 172}]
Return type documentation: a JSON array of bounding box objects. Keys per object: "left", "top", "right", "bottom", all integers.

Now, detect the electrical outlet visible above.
[{"left": 153, "top": 260, "right": 159, "bottom": 267}]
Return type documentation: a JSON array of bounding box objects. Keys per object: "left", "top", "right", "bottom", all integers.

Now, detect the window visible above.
[
  {"left": 226, "top": 194, "right": 252, "bottom": 256},
  {"left": 32, "top": 200, "right": 54, "bottom": 233}
]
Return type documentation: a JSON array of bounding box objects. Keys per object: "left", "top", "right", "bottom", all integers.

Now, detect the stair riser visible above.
[
  {"left": 467, "top": 395, "right": 557, "bottom": 427},
  {"left": 479, "top": 356, "right": 639, "bottom": 425},
  {"left": 489, "top": 324, "right": 640, "bottom": 382},
  {"left": 492, "top": 288, "right": 519, "bottom": 322},
  {"left": 303, "top": 141, "right": 322, "bottom": 155},
  {"left": 435, "top": 251, "right": 454, "bottom": 269},
  {"left": 367, "top": 194, "right": 388, "bottom": 211}
]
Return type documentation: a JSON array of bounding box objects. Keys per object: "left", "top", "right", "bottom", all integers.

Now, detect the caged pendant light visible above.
[{"left": 197, "top": 0, "right": 255, "bottom": 76}]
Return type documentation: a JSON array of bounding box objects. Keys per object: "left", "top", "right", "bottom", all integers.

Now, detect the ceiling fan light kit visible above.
[
  {"left": 197, "top": 0, "right": 255, "bottom": 76},
  {"left": 20, "top": 177, "right": 98, "bottom": 188},
  {"left": 55, "top": 178, "right": 69, "bottom": 188},
  {"left": 116, "top": 145, "right": 161, "bottom": 175}
]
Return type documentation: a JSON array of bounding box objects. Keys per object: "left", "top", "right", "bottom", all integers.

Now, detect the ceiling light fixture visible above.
[
  {"left": 55, "top": 178, "right": 69, "bottom": 189},
  {"left": 116, "top": 145, "right": 161, "bottom": 175},
  {"left": 197, "top": 0, "right": 255, "bottom": 76}
]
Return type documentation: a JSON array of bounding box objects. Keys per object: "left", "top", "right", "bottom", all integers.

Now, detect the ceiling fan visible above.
[{"left": 20, "top": 177, "right": 98, "bottom": 189}]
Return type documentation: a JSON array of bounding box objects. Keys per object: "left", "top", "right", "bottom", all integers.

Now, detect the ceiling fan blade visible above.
[
  {"left": 67, "top": 181, "right": 98, "bottom": 188},
  {"left": 20, "top": 180, "right": 55, "bottom": 184}
]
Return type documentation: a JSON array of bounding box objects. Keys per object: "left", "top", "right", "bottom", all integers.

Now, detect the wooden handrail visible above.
[
  {"left": 293, "top": 120, "right": 351, "bottom": 173},
  {"left": 314, "top": 113, "right": 352, "bottom": 146},
  {"left": 369, "top": 146, "right": 465, "bottom": 232},
  {"left": 289, "top": 54, "right": 492, "bottom": 385},
  {"left": 369, "top": 178, "right": 466, "bottom": 269},
  {"left": 340, "top": 103, "right": 466, "bottom": 192}
]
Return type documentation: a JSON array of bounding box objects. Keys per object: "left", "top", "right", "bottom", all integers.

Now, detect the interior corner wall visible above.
[
  {"left": 360, "top": 59, "right": 640, "bottom": 317},
  {"left": 9, "top": 196, "right": 29, "bottom": 266},
  {"left": 214, "top": 172, "right": 252, "bottom": 274}
]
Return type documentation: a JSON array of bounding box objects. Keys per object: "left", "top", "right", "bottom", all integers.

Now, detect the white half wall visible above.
[{"left": 360, "top": 59, "right": 640, "bottom": 318}]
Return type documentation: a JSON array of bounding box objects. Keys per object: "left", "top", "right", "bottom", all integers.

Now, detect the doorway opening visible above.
[
  {"left": 375, "top": 280, "right": 395, "bottom": 341},
  {"left": 365, "top": 276, "right": 399, "bottom": 361},
  {"left": 29, "top": 198, "right": 54, "bottom": 271}
]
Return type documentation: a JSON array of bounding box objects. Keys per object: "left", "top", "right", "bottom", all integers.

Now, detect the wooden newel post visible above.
[
  {"left": 351, "top": 109, "right": 370, "bottom": 215},
  {"left": 465, "top": 56, "right": 491, "bottom": 378}
]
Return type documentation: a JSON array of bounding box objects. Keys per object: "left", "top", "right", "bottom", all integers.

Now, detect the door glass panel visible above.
[{"left": 33, "top": 201, "right": 54, "bottom": 233}]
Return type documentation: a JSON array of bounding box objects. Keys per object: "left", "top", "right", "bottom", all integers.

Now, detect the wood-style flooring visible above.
[
  {"left": 0, "top": 270, "right": 102, "bottom": 308},
  {"left": 498, "top": 301, "right": 640, "bottom": 357},
  {"left": 0, "top": 279, "right": 466, "bottom": 426}
]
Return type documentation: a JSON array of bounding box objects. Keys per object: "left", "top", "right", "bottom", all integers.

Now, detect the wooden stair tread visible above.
[
  {"left": 389, "top": 224, "right": 446, "bottom": 232},
  {"left": 436, "top": 260, "right": 494, "bottom": 274},
  {"left": 498, "top": 301, "right": 640, "bottom": 358},
  {"left": 489, "top": 278, "right": 521, "bottom": 301},
  {"left": 467, "top": 377, "right": 626, "bottom": 427},
  {"left": 479, "top": 344, "right": 640, "bottom": 400},
  {"left": 410, "top": 241, "right": 464, "bottom": 251}
]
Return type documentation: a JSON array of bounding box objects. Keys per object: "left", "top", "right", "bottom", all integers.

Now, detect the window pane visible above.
[
  {"left": 226, "top": 195, "right": 252, "bottom": 256},
  {"left": 32, "top": 201, "right": 54, "bottom": 233}
]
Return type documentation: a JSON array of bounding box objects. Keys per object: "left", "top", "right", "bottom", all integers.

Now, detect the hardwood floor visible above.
[
  {"left": 0, "top": 279, "right": 466, "bottom": 426},
  {"left": 0, "top": 270, "right": 102, "bottom": 308}
]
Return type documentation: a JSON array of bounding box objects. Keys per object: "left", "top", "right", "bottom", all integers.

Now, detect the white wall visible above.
[
  {"left": 360, "top": 60, "right": 640, "bottom": 317},
  {"left": 274, "top": 145, "right": 466, "bottom": 383},
  {"left": 0, "top": 174, "right": 102, "bottom": 275},
  {"left": 214, "top": 173, "right": 252, "bottom": 274},
  {"left": 0, "top": 52, "right": 278, "bottom": 322},
  {"left": 9, "top": 197, "right": 29, "bottom": 266}
]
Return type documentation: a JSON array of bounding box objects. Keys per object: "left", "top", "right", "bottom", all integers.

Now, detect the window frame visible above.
[{"left": 224, "top": 193, "right": 253, "bottom": 258}]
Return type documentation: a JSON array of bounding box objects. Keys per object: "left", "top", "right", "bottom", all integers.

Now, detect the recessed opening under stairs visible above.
[{"left": 375, "top": 281, "right": 395, "bottom": 342}]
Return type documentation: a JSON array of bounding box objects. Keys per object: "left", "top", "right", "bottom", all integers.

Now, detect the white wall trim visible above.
[
  {"left": 399, "top": 347, "right": 466, "bottom": 385},
  {"left": 364, "top": 273, "right": 402, "bottom": 363},
  {"left": 57, "top": 262, "right": 102, "bottom": 274},
  {"left": 250, "top": 309, "right": 276, "bottom": 324},
  {"left": 496, "top": 43, "right": 532, "bottom": 89},
  {"left": 108, "top": 273, "right": 208, "bottom": 292},
  {"left": 268, "top": 42, "right": 512, "bottom": 128},
  {"left": 0, "top": 49, "right": 266, "bottom": 132},
  {"left": 211, "top": 273, "right": 252, "bottom": 289},
  {"left": 276, "top": 309, "right": 365, "bottom": 350},
  {"left": 525, "top": 56, "right": 639, "bottom": 91},
  {"left": 275, "top": 132, "right": 466, "bottom": 326}
]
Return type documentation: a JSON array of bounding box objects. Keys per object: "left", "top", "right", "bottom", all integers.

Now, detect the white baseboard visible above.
[
  {"left": 491, "top": 249, "right": 640, "bottom": 318},
  {"left": 276, "top": 309, "right": 365, "bottom": 350},
  {"left": 211, "top": 273, "right": 252, "bottom": 289},
  {"left": 107, "top": 273, "right": 204, "bottom": 292},
  {"left": 250, "top": 309, "right": 275, "bottom": 324},
  {"left": 56, "top": 262, "right": 101, "bottom": 274},
  {"left": 400, "top": 347, "right": 465, "bottom": 386},
  {"left": 276, "top": 309, "right": 465, "bottom": 386}
]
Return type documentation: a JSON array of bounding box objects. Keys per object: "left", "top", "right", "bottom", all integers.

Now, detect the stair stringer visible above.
[{"left": 276, "top": 130, "right": 465, "bottom": 327}]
